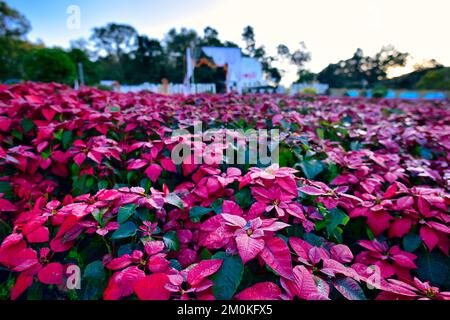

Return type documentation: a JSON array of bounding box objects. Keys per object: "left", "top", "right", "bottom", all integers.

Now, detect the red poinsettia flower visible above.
[
  {"left": 0, "top": 233, "right": 64, "bottom": 299},
  {"left": 377, "top": 277, "right": 450, "bottom": 300},
  {"left": 349, "top": 184, "right": 399, "bottom": 236},
  {"left": 251, "top": 185, "right": 305, "bottom": 219},
  {"left": 356, "top": 239, "right": 417, "bottom": 280}
]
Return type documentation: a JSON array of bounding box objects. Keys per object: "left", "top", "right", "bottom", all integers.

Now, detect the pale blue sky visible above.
[{"left": 7, "top": 0, "right": 450, "bottom": 80}]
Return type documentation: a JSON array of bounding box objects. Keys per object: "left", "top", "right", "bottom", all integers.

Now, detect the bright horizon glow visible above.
[{"left": 7, "top": 0, "right": 450, "bottom": 86}]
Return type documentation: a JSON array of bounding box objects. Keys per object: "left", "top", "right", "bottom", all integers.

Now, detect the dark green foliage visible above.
[{"left": 23, "top": 48, "right": 77, "bottom": 84}]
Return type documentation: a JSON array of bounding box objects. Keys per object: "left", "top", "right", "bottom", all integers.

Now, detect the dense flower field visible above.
[{"left": 0, "top": 82, "right": 449, "bottom": 300}]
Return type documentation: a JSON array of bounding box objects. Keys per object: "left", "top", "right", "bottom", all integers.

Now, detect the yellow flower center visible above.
[{"left": 426, "top": 288, "right": 436, "bottom": 298}]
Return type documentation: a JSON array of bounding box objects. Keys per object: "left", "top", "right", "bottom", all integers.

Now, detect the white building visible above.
[{"left": 184, "top": 47, "right": 267, "bottom": 93}]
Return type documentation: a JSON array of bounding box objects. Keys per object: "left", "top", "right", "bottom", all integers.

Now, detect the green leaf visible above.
[
  {"left": 0, "top": 181, "right": 13, "bottom": 199},
  {"left": 304, "top": 233, "right": 326, "bottom": 247},
  {"left": 402, "top": 233, "right": 421, "bottom": 252},
  {"left": 97, "top": 180, "right": 108, "bottom": 190},
  {"left": 415, "top": 251, "right": 450, "bottom": 287},
  {"left": 211, "top": 199, "right": 223, "bottom": 214},
  {"left": 71, "top": 162, "right": 80, "bottom": 175},
  {"left": 139, "top": 177, "right": 152, "bottom": 191},
  {"left": 366, "top": 227, "right": 375, "bottom": 240},
  {"left": 41, "top": 148, "right": 51, "bottom": 160},
  {"left": 189, "top": 206, "right": 212, "bottom": 223},
  {"left": 85, "top": 176, "right": 95, "bottom": 189},
  {"left": 53, "top": 129, "right": 63, "bottom": 140},
  {"left": 285, "top": 224, "right": 304, "bottom": 238},
  {"left": 333, "top": 278, "right": 367, "bottom": 300},
  {"left": 118, "top": 244, "right": 133, "bottom": 256},
  {"left": 419, "top": 147, "right": 433, "bottom": 160},
  {"left": 11, "top": 130, "right": 23, "bottom": 140},
  {"left": 91, "top": 208, "right": 106, "bottom": 225},
  {"left": 21, "top": 118, "right": 35, "bottom": 133},
  {"left": 163, "top": 230, "right": 180, "bottom": 251},
  {"left": 350, "top": 141, "right": 363, "bottom": 151},
  {"left": 117, "top": 204, "right": 137, "bottom": 224},
  {"left": 327, "top": 163, "right": 339, "bottom": 182},
  {"left": 211, "top": 252, "right": 244, "bottom": 300},
  {"left": 342, "top": 115, "right": 353, "bottom": 123},
  {"left": 316, "top": 128, "right": 325, "bottom": 140},
  {"left": 27, "top": 282, "right": 43, "bottom": 300},
  {"left": 126, "top": 171, "right": 135, "bottom": 184},
  {"left": 234, "top": 188, "right": 252, "bottom": 209},
  {"left": 111, "top": 221, "right": 137, "bottom": 240},
  {"left": 135, "top": 206, "right": 151, "bottom": 222},
  {"left": 169, "top": 259, "right": 183, "bottom": 271},
  {"left": 166, "top": 193, "right": 184, "bottom": 209},
  {"left": 325, "top": 208, "right": 349, "bottom": 236},
  {"left": 279, "top": 148, "right": 295, "bottom": 167},
  {"left": 299, "top": 159, "right": 324, "bottom": 179},
  {"left": 200, "top": 248, "right": 212, "bottom": 260},
  {"left": 84, "top": 260, "right": 105, "bottom": 285},
  {"left": 62, "top": 130, "right": 73, "bottom": 149},
  {"left": 107, "top": 106, "right": 121, "bottom": 113}
]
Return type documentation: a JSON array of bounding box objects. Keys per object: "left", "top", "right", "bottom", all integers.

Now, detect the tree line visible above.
[
  {"left": 0, "top": 1, "right": 447, "bottom": 90},
  {"left": 0, "top": 1, "right": 311, "bottom": 87}
]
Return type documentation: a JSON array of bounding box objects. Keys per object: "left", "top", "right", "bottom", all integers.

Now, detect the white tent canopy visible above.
[{"left": 184, "top": 47, "right": 266, "bottom": 93}]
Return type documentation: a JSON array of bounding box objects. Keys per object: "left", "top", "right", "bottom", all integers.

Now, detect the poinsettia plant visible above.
[{"left": 0, "top": 82, "right": 449, "bottom": 301}]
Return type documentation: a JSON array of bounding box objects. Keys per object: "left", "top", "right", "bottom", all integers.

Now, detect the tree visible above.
[
  {"left": 200, "top": 27, "right": 222, "bottom": 47},
  {"left": 164, "top": 28, "right": 199, "bottom": 82},
  {"left": 290, "top": 42, "right": 311, "bottom": 70},
  {"left": 277, "top": 44, "right": 290, "bottom": 58},
  {"left": 296, "top": 70, "right": 316, "bottom": 83},
  {"left": 70, "top": 38, "right": 95, "bottom": 58},
  {"left": 90, "top": 23, "right": 138, "bottom": 59},
  {"left": 317, "top": 53, "right": 366, "bottom": 88},
  {"left": 317, "top": 46, "right": 409, "bottom": 88},
  {"left": 22, "top": 48, "right": 76, "bottom": 84},
  {"left": 88, "top": 23, "right": 139, "bottom": 83},
  {"left": 277, "top": 42, "right": 312, "bottom": 84},
  {"left": 413, "top": 59, "right": 443, "bottom": 72},
  {"left": 369, "top": 45, "right": 409, "bottom": 83},
  {"left": 125, "top": 36, "right": 165, "bottom": 84},
  {"left": 290, "top": 42, "right": 311, "bottom": 82},
  {"left": 416, "top": 67, "right": 450, "bottom": 90},
  {"left": 242, "top": 26, "right": 256, "bottom": 57},
  {"left": 267, "top": 67, "right": 282, "bottom": 85},
  {"left": 67, "top": 48, "right": 99, "bottom": 85},
  {"left": 0, "top": 1, "right": 31, "bottom": 39},
  {"left": 0, "top": 37, "right": 37, "bottom": 81},
  {"left": 0, "top": 1, "right": 34, "bottom": 81}
]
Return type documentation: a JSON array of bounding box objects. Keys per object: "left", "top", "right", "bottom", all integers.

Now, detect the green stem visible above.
[
  {"left": 0, "top": 218, "right": 12, "bottom": 233},
  {"left": 102, "top": 237, "right": 113, "bottom": 255}
]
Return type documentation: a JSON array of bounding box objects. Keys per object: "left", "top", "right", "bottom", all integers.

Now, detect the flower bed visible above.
[{"left": 0, "top": 82, "right": 449, "bottom": 300}]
